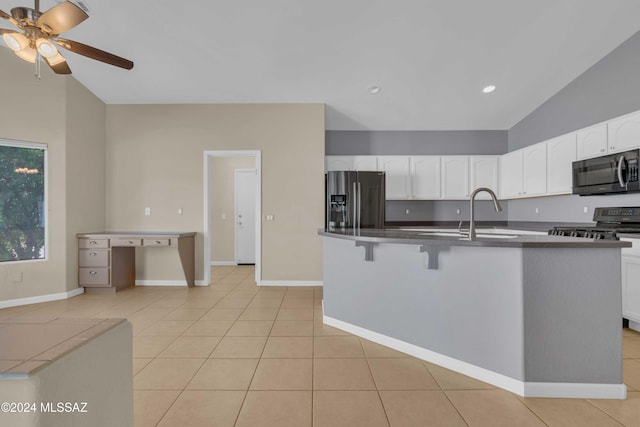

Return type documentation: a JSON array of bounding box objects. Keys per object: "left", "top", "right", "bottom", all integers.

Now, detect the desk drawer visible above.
[
  {"left": 143, "top": 238, "right": 171, "bottom": 247},
  {"left": 111, "top": 238, "right": 142, "bottom": 247},
  {"left": 79, "top": 268, "right": 110, "bottom": 286},
  {"left": 79, "top": 238, "right": 109, "bottom": 249},
  {"left": 79, "top": 249, "right": 109, "bottom": 267}
]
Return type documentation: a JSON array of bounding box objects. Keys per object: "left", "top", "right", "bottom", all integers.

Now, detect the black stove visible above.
[{"left": 548, "top": 207, "right": 640, "bottom": 240}]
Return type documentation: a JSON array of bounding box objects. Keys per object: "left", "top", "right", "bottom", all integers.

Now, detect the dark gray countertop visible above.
[{"left": 319, "top": 228, "right": 631, "bottom": 248}]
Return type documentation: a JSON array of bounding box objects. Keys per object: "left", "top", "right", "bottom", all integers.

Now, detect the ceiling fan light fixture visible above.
[
  {"left": 36, "top": 38, "right": 58, "bottom": 58},
  {"left": 2, "top": 32, "right": 29, "bottom": 52},
  {"left": 15, "top": 45, "right": 37, "bottom": 63}
]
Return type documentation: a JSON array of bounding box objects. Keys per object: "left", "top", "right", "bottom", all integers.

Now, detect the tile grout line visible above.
[{"left": 359, "top": 338, "right": 392, "bottom": 427}]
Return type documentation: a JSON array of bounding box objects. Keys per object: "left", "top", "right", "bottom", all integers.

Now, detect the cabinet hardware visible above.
[
  {"left": 127, "top": 241, "right": 134, "bottom": 244},
  {"left": 89, "top": 241, "right": 97, "bottom": 245},
  {"left": 154, "top": 241, "right": 161, "bottom": 244},
  {"left": 89, "top": 252, "right": 97, "bottom": 256},
  {"left": 89, "top": 271, "right": 97, "bottom": 275}
]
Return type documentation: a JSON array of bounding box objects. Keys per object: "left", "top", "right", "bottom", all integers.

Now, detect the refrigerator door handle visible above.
[
  {"left": 353, "top": 181, "right": 358, "bottom": 228},
  {"left": 357, "top": 181, "right": 362, "bottom": 228}
]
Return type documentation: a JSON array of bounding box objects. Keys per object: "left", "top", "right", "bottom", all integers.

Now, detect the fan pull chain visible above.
[{"left": 35, "top": 52, "right": 41, "bottom": 81}]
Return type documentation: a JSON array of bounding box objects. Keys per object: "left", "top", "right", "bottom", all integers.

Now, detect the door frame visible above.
[
  {"left": 203, "top": 150, "right": 261, "bottom": 285},
  {"left": 234, "top": 168, "right": 257, "bottom": 265}
]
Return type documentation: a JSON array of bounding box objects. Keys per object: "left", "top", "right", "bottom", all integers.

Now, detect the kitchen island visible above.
[{"left": 319, "top": 228, "right": 631, "bottom": 399}]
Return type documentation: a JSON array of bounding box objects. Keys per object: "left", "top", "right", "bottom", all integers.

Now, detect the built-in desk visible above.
[{"left": 76, "top": 232, "right": 196, "bottom": 293}]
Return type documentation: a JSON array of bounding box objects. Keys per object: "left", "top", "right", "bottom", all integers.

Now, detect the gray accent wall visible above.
[
  {"left": 326, "top": 130, "right": 507, "bottom": 155},
  {"left": 508, "top": 31, "right": 640, "bottom": 152}
]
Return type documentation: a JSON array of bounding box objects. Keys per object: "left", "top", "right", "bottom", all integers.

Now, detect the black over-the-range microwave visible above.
[{"left": 572, "top": 149, "right": 640, "bottom": 196}]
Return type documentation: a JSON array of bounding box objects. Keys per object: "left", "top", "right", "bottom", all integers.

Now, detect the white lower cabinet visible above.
[{"left": 622, "top": 239, "right": 640, "bottom": 329}]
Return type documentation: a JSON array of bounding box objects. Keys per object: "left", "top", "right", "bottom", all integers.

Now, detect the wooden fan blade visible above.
[
  {"left": 54, "top": 38, "right": 134, "bottom": 70},
  {"left": 37, "top": 2, "right": 88, "bottom": 35},
  {"left": 0, "top": 9, "right": 20, "bottom": 27},
  {"left": 44, "top": 54, "right": 72, "bottom": 74},
  {"left": 0, "top": 28, "right": 16, "bottom": 35}
]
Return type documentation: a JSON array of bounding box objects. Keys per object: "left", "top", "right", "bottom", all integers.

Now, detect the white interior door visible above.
[{"left": 235, "top": 169, "right": 257, "bottom": 264}]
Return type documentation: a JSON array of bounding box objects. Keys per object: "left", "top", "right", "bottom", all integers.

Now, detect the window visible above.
[{"left": 0, "top": 140, "right": 47, "bottom": 262}]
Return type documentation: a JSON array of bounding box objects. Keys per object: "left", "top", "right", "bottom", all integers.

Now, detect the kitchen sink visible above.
[{"left": 417, "top": 231, "right": 517, "bottom": 239}]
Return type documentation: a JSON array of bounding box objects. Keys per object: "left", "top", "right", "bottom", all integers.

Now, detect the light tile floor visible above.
[{"left": 2, "top": 265, "right": 640, "bottom": 426}]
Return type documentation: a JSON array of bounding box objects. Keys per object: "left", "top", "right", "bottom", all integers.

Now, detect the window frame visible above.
[{"left": 0, "top": 139, "right": 48, "bottom": 264}]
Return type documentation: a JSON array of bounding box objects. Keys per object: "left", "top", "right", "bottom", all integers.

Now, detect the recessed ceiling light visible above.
[
  {"left": 483, "top": 85, "right": 496, "bottom": 94},
  {"left": 369, "top": 85, "right": 382, "bottom": 94}
]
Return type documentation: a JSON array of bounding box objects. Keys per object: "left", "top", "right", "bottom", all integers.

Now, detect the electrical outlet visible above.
[
  {"left": 266, "top": 214, "right": 274, "bottom": 221},
  {"left": 405, "top": 209, "right": 410, "bottom": 215},
  {"left": 178, "top": 208, "right": 183, "bottom": 215},
  {"left": 456, "top": 209, "right": 461, "bottom": 215},
  {"left": 583, "top": 206, "right": 588, "bottom": 214},
  {"left": 144, "top": 207, "right": 151, "bottom": 216},
  {"left": 535, "top": 208, "right": 539, "bottom": 214}
]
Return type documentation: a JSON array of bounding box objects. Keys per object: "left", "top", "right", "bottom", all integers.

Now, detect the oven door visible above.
[{"left": 573, "top": 150, "right": 637, "bottom": 195}]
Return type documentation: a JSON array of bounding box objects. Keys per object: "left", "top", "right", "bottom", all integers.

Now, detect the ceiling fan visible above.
[{"left": 0, "top": 0, "right": 133, "bottom": 75}]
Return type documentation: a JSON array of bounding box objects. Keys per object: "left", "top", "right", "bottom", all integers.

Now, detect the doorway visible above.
[
  {"left": 235, "top": 169, "right": 257, "bottom": 264},
  {"left": 204, "top": 150, "right": 261, "bottom": 286}
]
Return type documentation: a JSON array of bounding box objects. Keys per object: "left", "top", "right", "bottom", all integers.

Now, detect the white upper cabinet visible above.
[
  {"left": 353, "top": 156, "right": 379, "bottom": 171},
  {"left": 523, "top": 143, "right": 547, "bottom": 196},
  {"left": 410, "top": 156, "right": 441, "bottom": 199},
  {"left": 546, "top": 133, "right": 576, "bottom": 195},
  {"left": 500, "top": 150, "right": 524, "bottom": 199},
  {"left": 325, "top": 155, "right": 379, "bottom": 171},
  {"left": 441, "top": 156, "right": 469, "bottom": 199},
  {"left": 325, "top": 156, "right": 354, "bottom": 171},
  {"left": 576, "top": 123, "right": 607, "bottom": 160},
  {"left": 469, "top": 156, "right": 499, "bottom": 200},
  {"left": 608, "top": 110, "right": 640, "bottom": 154},
  {"left": 378, "top": 156, "right": 411, "bottom": 199}
]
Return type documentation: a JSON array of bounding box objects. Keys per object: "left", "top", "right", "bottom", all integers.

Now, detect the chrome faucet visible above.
[{"left": 468, "top": 187, "right": 502, "bottom": 241}]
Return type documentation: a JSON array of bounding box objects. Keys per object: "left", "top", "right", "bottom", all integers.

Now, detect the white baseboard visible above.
[
  {"left": 0, "top": 287, "right": 85, "bottom": 309},
  {"left": 210, "top": 261, "right": 237, "bottom": 266},
  {"left": 135, "top": 280, "right": 208, "bottom": 287},
  {"left": 323, "top": 312, "right": 626, "bottom": 399},
  {"left": 258, "top": 280, "right": 323, "bottom": 287},
  {"left": 629, "top": 320, "right": 640, "bottom": 332}
]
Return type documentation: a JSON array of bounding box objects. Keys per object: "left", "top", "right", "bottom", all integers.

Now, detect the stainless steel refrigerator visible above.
[{"left": 326, "top": 171, "right": 385, "bottom": 230}]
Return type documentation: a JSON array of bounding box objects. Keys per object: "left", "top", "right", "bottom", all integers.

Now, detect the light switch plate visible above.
[{"left": 144, "top": 207, "right": 151, "bottom": 216}]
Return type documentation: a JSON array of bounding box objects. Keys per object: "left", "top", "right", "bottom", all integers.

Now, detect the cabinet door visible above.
[
  {"left": 378, "top": 156, "right": 410, "bottom": 199},
  {"left": 546, "top": 134, "right": 576, "bottom": 195},
  {"left": 622, "top": 256, "right": 640, "bottom": 323},
  {"left": 499, "top": 150, "right": 523, "bottom": 199},
  {"left": 325, "top": 156, "right": 354, "bottom": 172},
  {"left": 576, "top": 123, "right": 607, "bottom": 160},
  {"left": 469, "top": 156, "right": 499, "bottom": 200},
  {"left": 523, "top": 143, "right": 547, "bottom": 196},
  {"left": 608, "top": 111, "right": 640, "bottom": 153},
  {"left": 410, "top": 156, "right": 440, "bottom": 199},
  {"left": 441, "top": 156, "right": 469, "bottom": 199},
  {"left": 353, "top": 156, "right": 378, "bottom": 171}
]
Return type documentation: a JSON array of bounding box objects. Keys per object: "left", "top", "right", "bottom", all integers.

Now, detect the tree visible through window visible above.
[{"left": 0, "top": 141, "right": 46, "bottom": 262}]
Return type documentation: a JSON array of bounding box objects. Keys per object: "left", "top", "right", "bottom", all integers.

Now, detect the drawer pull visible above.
[
  {"left": 127, "top": 241, "right": 134, "bottom": 245},
  {"left": 89, "top": 241, "right": 97, "bottom": 245},
  {"left": 89, "top": 270, "right": 97, "bottom": 275},
  {"left": 89, "top": 252, "right": 97, "bottom": 256},
  {"left": 154, "top": 240, "right": 162, "bottom": 245}
]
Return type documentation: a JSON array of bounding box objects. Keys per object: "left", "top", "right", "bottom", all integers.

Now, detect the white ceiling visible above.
[{"left": 2, "top": 0, "right": 640, "bottom": 130}]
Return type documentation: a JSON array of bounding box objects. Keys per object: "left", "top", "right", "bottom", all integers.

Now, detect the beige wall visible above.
[
  {"left": 209, "top": 156, "right": 256, "bottom": 263},
  {"left": 106, "top": 104, "right": 325, "bottom": 283},
  {"left": 0, "top": 50, "right": 105, "bottom": 302}
]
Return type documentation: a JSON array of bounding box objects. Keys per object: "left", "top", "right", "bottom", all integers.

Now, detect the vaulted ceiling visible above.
[{"left": 1, "top": 0, "right": 640, "bottom": 130}]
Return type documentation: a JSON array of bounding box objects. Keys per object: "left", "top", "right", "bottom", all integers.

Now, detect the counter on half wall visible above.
[{"left": 318, "top": 228, "right": 631, "bottom": 399}]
